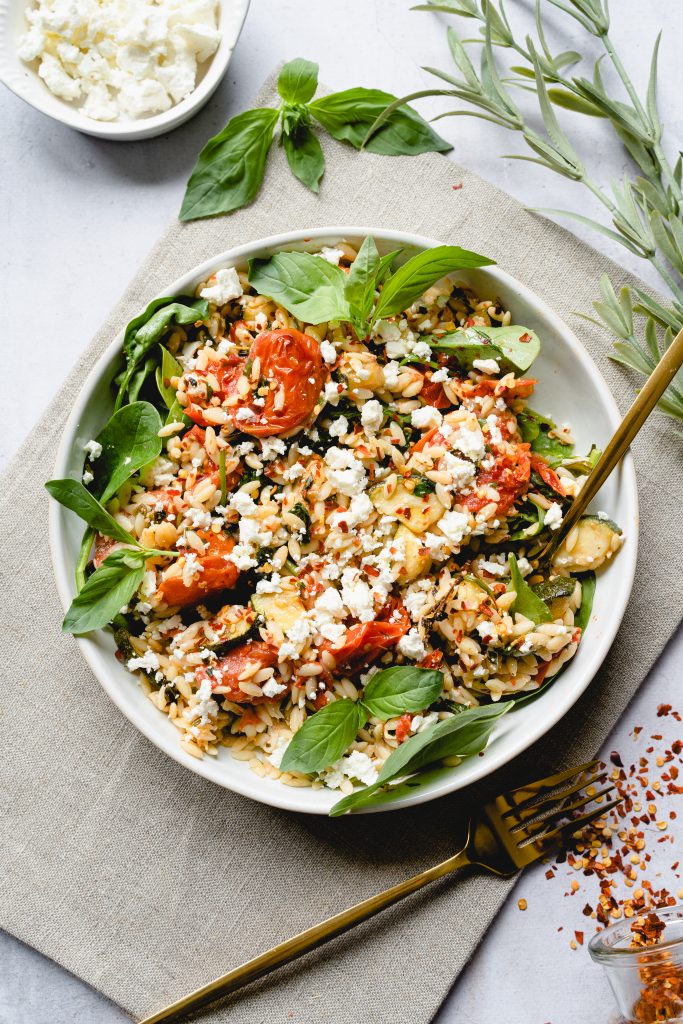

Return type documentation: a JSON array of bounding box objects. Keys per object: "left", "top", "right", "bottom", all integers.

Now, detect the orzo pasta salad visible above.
[{"left": 47, "top": 238, "right": 623, "bottom": 815}]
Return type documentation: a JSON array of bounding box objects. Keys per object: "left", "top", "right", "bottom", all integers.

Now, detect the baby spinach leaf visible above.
[
  {"left": 283, "top": 124, "right": 325, "bottom": 193},
  {"left": 180, "top": 107, "right": 280, "bottom": 222},
  {"left": 329, "top": 703, "right": 509, "bottom": 816},
  {"left": 373, "top": 245, "right": 495, "bottom": 320},
  {"left": 128, "top": 356, "right": 157, "bottom": 404},
  {"left": 309, "top": 88, "right": 452, "bottom": 156},
  {"left": 574, "top": 571, "right": 596, "bottom": 634},
  {"left": 156, "top": 347, "right": 183, "bottom": 411},
  {"left": 430, "top": 328, "right": 504, "bottom": 367},
  {"left": 62, "top": 549, "right": 147, "bottom": 634},
  {"left": 278, "top": 58, "right": 319, "bottom": 104},
  {"left": 45, "top": 479, "right": 137, "bottom": 545},
  {"left": 518, "top": 407, "right": 572, "bottom": 467},
  {"left": 508, "top": 554, "right": 552, "bottom": 624},
  {"left": 248, "top": 250, "right": 351, "bottom": 324},
  {"left": 477, "top": 325, "right": 541, "bottom": 372},
  {"left": 280, "top": 698, "right": 367, "bottom": 775},
  {"left": 90, "top": 402, "right": 162, "bottom": 503},
  {"left": 362, "top": 666, "right": 443, "bottom": 720},
  {"left": 344, "top": 236, "right": 380, "bottom": 328},
  {"left": 532, "top": 576, "right": 577, "bottom": 602}
]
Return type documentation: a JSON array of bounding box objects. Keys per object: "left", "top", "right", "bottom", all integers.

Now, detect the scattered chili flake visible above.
[
  {"left": 451, "top": 182, "right": 463, "bottom": 190},
  {"left": 518, "top": 898, "right": 527, "bottom": 911}
]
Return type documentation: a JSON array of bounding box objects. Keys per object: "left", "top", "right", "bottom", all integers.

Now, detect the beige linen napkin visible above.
[{"left": 1, "top": 71, "right": 681, "bottom": 1024}]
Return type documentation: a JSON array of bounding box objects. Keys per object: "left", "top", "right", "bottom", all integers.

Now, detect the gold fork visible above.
[{"left": 139, "top": 760, "right": 620, "bottom": 1024}]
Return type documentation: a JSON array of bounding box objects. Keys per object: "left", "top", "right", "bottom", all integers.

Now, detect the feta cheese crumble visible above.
[
  {"left": 200, "top": 267, "right": 243, "bottom": 306},
  {"left": 472, "top": 358, "right": 501, "bottom": 375},
  {"left": 544, "top": 502, "right": 564, "bottom": 530}
]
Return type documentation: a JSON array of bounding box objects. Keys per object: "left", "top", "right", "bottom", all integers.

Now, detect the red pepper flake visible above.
[
  {"left": 451, "top": 182, "right": 463, "bottom": 190},
  {"left": 610, "top": 750, "right": 624, "bottom": 767},
  {"left": 574, "top": 930, "right": 584, "bottom": 946},
  {"left": 657, "top": 704, "right": 672, "bottom": 717}
]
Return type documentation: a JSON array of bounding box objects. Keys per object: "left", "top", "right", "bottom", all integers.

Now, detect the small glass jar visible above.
[{"left": 588, "top": 905, "right": 683, "bottom": 1023}]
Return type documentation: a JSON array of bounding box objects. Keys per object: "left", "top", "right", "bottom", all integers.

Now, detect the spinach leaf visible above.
[
  {"left": 309, "top": 88, "right": 452, "bottom": 156},
  {"left": 248, "top": 250, "right": 351, "bottom": 324},
  {"left": 373, "top": 246, "right": 495, "bottom": 320},
  {"left": 508, "top": 554, "right": 552, "bottom": 624},
  {"left": 62, "top": 548, "right": 148, "bottom": 634},
  {"left": 89, "top": 402, "right": 162, "bottom": 503},
  {"left": 117, "top": 297, "right": 208, "bottom": 409},
  {"left": 532, "top": 576, "right": 577, "bottom": 602},
  {"left": 45, "top": 479, "right": 137, "bottom": 545},
  {"left": 329, "top": 703, "right": 509, "bottom": 816},
  {"left": 156, "top": 347, "right": 183, "bottom": 411},
  {"left": 519, "top": 407, "right": 573, "bottom": 467},
  {"left": 413, "top": 477, "right": 436, "bottom": 496},
  {"left": 180, "top": 107, "right": 280, "bottom": 222},
  {"left": 344, "top": 236, "right": 380, "bottom": 328},
  {"left": 574, "top": 571, "right": 596, "bottom": 634},
  {"left": 477, "top": 325, "right": 541, "bottom": 372},
  {"left": 280, "top": 699, "right": 367, "bottom": 774},
  {"left": 362, "top": 666, "right": 443, "bottom": 720},
  {"left": 282, "top": 124, "right": 325, "bottom": 193},
  {"left": 277, "top": 58, "right": 319, "bottom": 104},
  {"left": 430, "top": 328, "right": 504, "bottom": 367},
  {"left": 128, "top": 356, "right": 157, "bottom": 404}
]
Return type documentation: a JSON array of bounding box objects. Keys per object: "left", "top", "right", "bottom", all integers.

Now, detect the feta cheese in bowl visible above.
[{"left": 0, "top": 0, "right": 250, "bottom": 139}]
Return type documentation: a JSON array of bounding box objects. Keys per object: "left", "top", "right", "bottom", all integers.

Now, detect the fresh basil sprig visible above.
[
  {"left": 46, "top": 480, "right": 138, "bottom": 546},
  {"left": 508, "top": 554, "right": 552, "bottom": 625},
  {"left": 179, "top": 59, "right": 451, "bottom": 222},
  {"left": 62, "top": 547, "right": 154, "bottom": 635},
  {"left": 330, "top": 702, "right": 510, "bottom": 816},
  {"left": 248, "top": 239, "right": 494, "bottom": 339},
  {"left": 280, "top": 666, "right": 444, "bottom": 774}
]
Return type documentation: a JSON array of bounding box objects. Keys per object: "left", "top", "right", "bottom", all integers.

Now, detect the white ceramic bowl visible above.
[
  {"left": 0, "top": 0, "right": 250, "bottom": 140},
  {"left": 49, "top": 227, "right": 638, "bottom": 814}
]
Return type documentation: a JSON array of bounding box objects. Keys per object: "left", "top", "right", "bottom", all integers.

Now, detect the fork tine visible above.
[
  {"left": 510, "top": 785, "right": 617, "bottom": 837},
  {"left": 518, "top": 797, "right": 622, "bottom": 848},
  {"left": 506, "top": 759, "right": 600, "bottom": 798},
  {"left": 503, "top": 768, "right": 608, "bottom": 818}
]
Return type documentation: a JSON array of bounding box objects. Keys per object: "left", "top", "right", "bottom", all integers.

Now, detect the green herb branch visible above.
[
  {"left": 179, "top": 57, "right": 452, "bottom": 222},
  {"left": 365, "top": 0, "right": 683, "bottom": 421}
]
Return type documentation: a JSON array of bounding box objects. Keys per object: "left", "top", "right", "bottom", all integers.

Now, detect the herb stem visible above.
[
  {"left": 76, "top": 527, "right": 94, "bottom": 592},
  {"left": 218, "top": 447, "right": 228, "bottom": 505},
  {"left": 601, "top": 32, "right": 649, "bottom": 128}
]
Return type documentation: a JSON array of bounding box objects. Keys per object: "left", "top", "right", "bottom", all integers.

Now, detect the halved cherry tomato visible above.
[
  {"left": 324, "top": 598, "right": 411, "bottom": 671},
  {"left": 184, "top": 356, "right": 246, "bottom": 427},
  {"left": 93, "top": 534, "right": 122, "bottom": 568},
  {"left": 418, "top": 650, "right": 443, "bottom": 670},
  {"left": 231, "top": 329, "right": 326, "bottom": 437},
  {"left": 420, "top": 374, "right": 452, "bottom": 410},
  {"left": 530, "top": 454, "right": 566, "bottom": 496},
  {"left": 409, "top": 425, "right": 449, "bottom": 456},
  {"left": 395, "top": 713, "right": 414, "bottom": 743},
  {"left": 195, "top": 641, "right": 282, "bottom": 703},
  {"left": 458, "top": 444, "right": 531, "bottom": 515},
  {"left": 156, "top": 531, "right": 239, "bottom": 606}
]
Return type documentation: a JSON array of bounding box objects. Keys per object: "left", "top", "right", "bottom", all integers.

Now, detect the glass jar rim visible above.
[{"left": 588, "top": 905, "right": 683, "bottom": 964}]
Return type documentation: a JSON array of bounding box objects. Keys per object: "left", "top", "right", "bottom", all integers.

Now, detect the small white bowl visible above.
[
  {"left": 49, "top": 227, "right": 638, "bottom": 815},
  {"left": 0, "top": 0, "right": 250, "bottom": 140}
]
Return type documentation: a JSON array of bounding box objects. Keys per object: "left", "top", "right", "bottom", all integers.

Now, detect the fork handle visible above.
[{"left": 138, "top": 848, "right": 471, "bottom": 1024}]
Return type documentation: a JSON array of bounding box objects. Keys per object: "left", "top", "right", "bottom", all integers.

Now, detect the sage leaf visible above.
[
  {"left": 179, "top": 107, "right": 280, "bottom": 222},
  {"left": 362, "top": 666, "right": 443, "bottom": 720},
  {"left": 309, "top": 88, "right": 452, "bottom": 156},
  {"left": 62, "top": 550, "right": 146, "bottom": 634},
  {"left": 278, "top": 58, "right": 319, "bottom": 104},
  {"left": 574, "top": 571, "right": 596, "bottom": 634},
  {"left": 282, "top": 124, "right": 325, "bottom": 193},
  {"left": 330, "top": 703, "right": 509, "bottom": 816},
  {"left": 508, "top": 554, "right": 552, "bottom": 624},
  {"left": 45, "top": 479, "right": 138, "bottom": 545},
  {"left": 89, "top": 402, "right": 162, "bottom": 503},
  {"left": 280, "top": 698, "right": 367, "bottom": 775},
  {"left": 248, "top": 250, "right": 351, "bottom": 324},
  {"left": 372, "top": 245, "right": 495, "bottom": 320}
]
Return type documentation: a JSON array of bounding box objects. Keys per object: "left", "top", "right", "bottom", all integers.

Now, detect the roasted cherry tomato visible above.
[
  {"left": 156, "top": 531, "right": 239, "bottom": 606},
  {"left": 324, "top": 598, "right": 411, "bottom": 671},
  {"left": 231, "top": 329, "right": 326, "bottom": 437},
  {"left": 184, "top": 356, "right": 246, "bottom": 426},
  {"left": 458, "top": 444, "right": 531, "bottom": 515},
  {"left": 468, "top": 377, "right": 536, "bottom": 401},
  {"left": 530, "top": 454, "right": 566, "bottom": 496},
  {"left": 418, "top": 650, "right": 444, "bottom": 670},
  {"left": 195, "top": 641, "right": 282, "bottom": 703},
  {"left": 420, "top": 373, "right": 452, "bottom": 410}
]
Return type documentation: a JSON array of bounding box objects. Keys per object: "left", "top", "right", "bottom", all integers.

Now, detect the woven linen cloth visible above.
[{"left": 1, "top": 69, "right": 681, "bottom": 1024}]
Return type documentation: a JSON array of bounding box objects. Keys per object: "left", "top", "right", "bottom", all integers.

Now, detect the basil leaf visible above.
[
  {"left": 283, "top": 124, "right": 325, "bottom": 193},
  {"left": 376, "top": 248, "right": 403, "bottom": 285},
  {"left": 90, "top": 402, "right": 162, "bottom": 503},
  {"left": 344, "top": 236, "right": 380, "bottom": 325},
  {"left": 62, "top": 551, "right": 146, "bottom": 634},
  {"left": 574, "top": 571, "right": 596, "bottom": 634},
  {"left": 430, "top": 328, "right": 504, "bottom": 367},
  {"left": 179, "top": 107, "right": 280, "bottom": 222},
  {"left": 248, "top": 250, "right": 351, "bottom": 324},
  {"left": 508, "top": 554, "right": 552, "bottom": 624},
  {"left": 473, "top": 325, "right": 541, "bottom": 372},
  {"left": 373, "top": 245, "right": 495, "bottom": 320},
  {"left": 532, "top": 576, "right": 577, "bottom": 602},
  {"left": 309, "top": 88, "right": 452, "bottom": 156},
  {"left": 45, "top": 479, "right": 137, "bottom": 545},
  {"left": 362, "top": 666, "right": 443, "bottom": 720},
  {"left": 280, "top": 699, "right": 366, "bottom": 774},
  {"left": 330, "top": 703, "right": 509, "bottom": 816},
  {"left": 278, "top": 58, "right": 319, "bottom": 104},
  {"left": 156, "top": 347, "right": 183, "bottom": 411},
  {"left": 118, "top": 298, "right": 208, "bottom": 409}
]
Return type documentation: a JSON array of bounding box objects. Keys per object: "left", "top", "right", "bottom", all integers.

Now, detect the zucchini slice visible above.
[
  {"left": 251, "top": 579, "right": 306, "bottom": 644},
  {"left": 553, "top": 515, "right": 622, "bottom": 572},
  {"left": 394, "top": 524, "right": 432, "bottom": 582},
  {"left": 207, "top": 605, "right": 260, "bottom": 656},
  {"left": 370, "top": 482, "right": 445, "bottom": 535}
]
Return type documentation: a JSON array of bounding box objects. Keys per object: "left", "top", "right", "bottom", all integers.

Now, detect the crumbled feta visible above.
[
  {"left": 181, "top": 552, "right": 203, "bottom": 587},
  {"left": 441, "top": 452, "right": 476, "bottom": 491},
  {"left": 236, "top": 407, "right": 257, "bottom": 423},
  {"left": 451, "top": 425, "right": 486, "bottom": 462},
  {"left": 84, "top": 439, "right": 102, "bottom": 460},
  {"left": 340, "top": 567, "right": 375, "bottom": 622},
  {"left": 268, "top": 734, "right": 291, "bottom": 769},
  {"left": 185, "top": 677, "right": 217, "bottom": 725},
  {"left": 361, "top": 399, "right": 383, "bottom": 433},
  {"left": 382, "top": 361, "right": 401, "bottom": 388},
  {"left": 410, "top": 711, "right": 439, "bottom": 734},
  {"left": 476, "top": 622, "right": 498, "bottom": 644},
  {"left": 323, "top": 380, "right": 345, "bottom": 407},
  {"left": 342, "top": 750, "right": 378, "bottom": 786},
  {"left": 324, "top": 446, "right": 367, "bottom": 497},
  {"left": 430, "top": 367, "right": 451, "bottom": 383},
  {"left": 200, "top": 267, "right": 243, "bottom": 306},
  {"left": 127, "top": 650, "right": 160, "bottom": 674},
  {"left": 82, "top": 468, "right": 94, "bottom": 485},
  {"left": 398, "top": 628, "right": 427, "bottom": 661},
  {"left": 412, "top": 340, "right": 432, "bottom": 361},
  {"left": 317, "top": 246, "right": 345, "bottom": 265},
  {"left": 473, "top": 358, "right": 501, "bottom": 375},
  {"left": 320, "top": 340, "right": 337, "bottom": 365},
  {"left": 229, "top": 490, "right": 257, "bottom": 516},
  {"left": 328, "top": 415, "right": 349, "bottom": 439},
  {"left": 544, "top": 502, "right": 564, "bottom": 530},
  {"left": 411, "top": 406, "right": 443, "bottom": 430},
  {"left": 438, "top": 510, "right": 471, "bottom": 548},
  {"left": 262, "top": 679, "right": 287, "bottom": 699},
  {"left": 255, "top": 573, "right": 283, "bottom": 594},
  {"left": 260, "top": 437, "right": 287, "bottom": 461}
]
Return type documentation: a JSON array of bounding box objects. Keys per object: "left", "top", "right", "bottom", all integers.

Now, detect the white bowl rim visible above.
[
  {"left": 0, "top": 0, "right": 250, "bottom": 140},
  {"left": 49, "top": 225, "right": 638, "bottom": 814}
]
